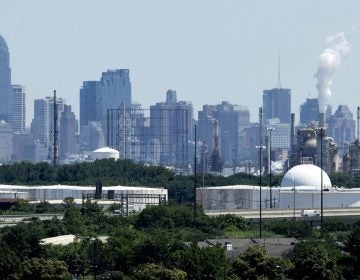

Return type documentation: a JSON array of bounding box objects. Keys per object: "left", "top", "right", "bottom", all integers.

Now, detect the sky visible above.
[{"left": 1, "top": 0, "right": 360, "bottom": 125}]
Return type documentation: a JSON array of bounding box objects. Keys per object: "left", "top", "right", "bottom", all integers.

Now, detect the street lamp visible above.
[
  {"left": 256, "top": 145, "right": 266, "bottom": 238},
  {"left": 320, "top": 127, "right": 324, "bottom": 234},
  {"left": 267, "top": 128, "right": 274, "bottom": 208}
]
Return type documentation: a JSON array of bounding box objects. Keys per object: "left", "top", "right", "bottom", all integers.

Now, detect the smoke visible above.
[{"left": 314, "top": 32, "right": 351, "bottom": 113}]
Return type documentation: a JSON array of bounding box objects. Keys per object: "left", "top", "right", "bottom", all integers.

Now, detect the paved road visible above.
[{"left": 205, "top": 208, "right": 360, "bottom": 220}]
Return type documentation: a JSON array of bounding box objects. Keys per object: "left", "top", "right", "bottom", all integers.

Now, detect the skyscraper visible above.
[
  {"left": 327, "top": 105, "right": 355, "bottom": 151},
  {"left": 31, "top": 96, "right": 65, "bottom": 147},
  {"left": 80, "top": 69, "right": 132, "bottom": 147},
  {"left": 10, "top": 85, "right": 26, "bottom": 132},
  {"left": 300, "top": 98, "right": 319, "bottom": 126},
  {"left": 99, "top": 69, "right": 131, "bottom": 126},
  {"left": 80, "top": 81, "right": 100, "bottom": 127},
  {"left": 60, "top": 105, "right": 76, "bottom": 159},
  {"left": 262, "top": 88, "right": 291, "bottom": 124},
  {"left": 0, "top": 35, "right": 11, "bottom": 122},
  {"left": 150, "top": 90, "right": 193, "bottom": 165},
  {"left": 197, "top": 101, "right": 250, "bottom": 164}
]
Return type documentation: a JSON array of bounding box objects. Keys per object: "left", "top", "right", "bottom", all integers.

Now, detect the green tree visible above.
[
  {"left": 22, "top": 258, "right": 71, "bottom": 280},
  {"left": 233, "top": 245, "right": 292, "bottom": 280},
  {"left": 287, "top": 240, "right": 341, "bottom": 280},
  {"left": 172, "top": 245, "right": 231, "bottom": 280},
  {"left": 133, "top": 263, "right": 187, "bottom": 280},
  {"left": 0, "top": 242, "right": 22, "bottom": 279},
  {"left": 63, "top": 206, "right": 84, "bottom": 234}
]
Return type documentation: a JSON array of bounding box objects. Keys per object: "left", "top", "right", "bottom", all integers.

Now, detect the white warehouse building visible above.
[
  {"left": 0, "top": 185, "right": 167, "bottom": 211},
  {"left": 197, "top": 164, "right": 360, "bottom": 210}
]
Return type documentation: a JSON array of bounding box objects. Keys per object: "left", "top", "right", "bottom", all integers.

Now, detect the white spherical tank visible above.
[
  {"left": 281, "top": 164, "right": 332, "bottom": 189},
  {"left": 91, "top": 147, "right": 120, "bottom": 160}
]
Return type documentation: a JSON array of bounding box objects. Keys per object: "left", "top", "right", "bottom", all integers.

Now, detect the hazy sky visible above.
[{"left": 1, "top": 0, "right": 360, "bottom": 125}]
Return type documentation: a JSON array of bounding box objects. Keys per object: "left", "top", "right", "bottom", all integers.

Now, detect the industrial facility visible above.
[
  {"left": 0, "top": 184, "right": 167, "bottom": 212},
  {"left": 197, "top": 164, "right": 360, "bottom": 211}
]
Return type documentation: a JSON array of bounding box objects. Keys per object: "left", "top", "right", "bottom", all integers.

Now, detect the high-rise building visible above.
[
  {"left": 198, "top": 101, "right": 250, "bottom": 164},
  {"left": 10, "top": 85, "right": 26, "bottom": 132},
  {"left": 263, "top": 88, "right": 291, "bottom": 124},
  {"left": 80, "top": 69, "right": 131, "bottom": 148},
  {"left": 80, "top": 81, "right": 100, "bottom": 127},
  {"left": 99, "top": 70, "right": 131, "bottom": 128},
  {"left": 31, "top": 96, "right": 65, "bottom": 147},
  {"left": 0, "top": 121, "right": 13, "bottom": 162},
  {"left": 60, "top": 105, "right": 76, "bottom": 159},
  {"left": 80, "top": 121, "right": 105, "bottom": 152},
  {"left": 300, "top": 98, "right": 319, "bottom": 126},
  {"left": 150, "top": 90, "right": 193, "bottom": 165},
  {"left": 327, "top": 105, "right": 355, "bottom": 151},
  {"left": 0, "top": 35, "right": 11, "bottom": 122}
]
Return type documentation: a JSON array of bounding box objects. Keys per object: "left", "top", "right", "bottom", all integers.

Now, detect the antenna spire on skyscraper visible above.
[{"left": 277, "top": 47, "right": 281, "bottom": 89}]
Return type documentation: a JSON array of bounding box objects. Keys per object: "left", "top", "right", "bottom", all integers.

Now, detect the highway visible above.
[{"left": 205, "top": 208, "right": 360, "bottom": 220}]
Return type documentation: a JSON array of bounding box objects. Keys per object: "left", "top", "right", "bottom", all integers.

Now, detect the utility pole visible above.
[
  {"left": 268, "top": 128, "right": 273, "bottom": 208},
  {"left": 258, "top": 107, "right": 263, "bottom": 238},
  {"left": 320, "top": 127, "right": 324, "bottom": 233},
  {"left": 194, "top": 124, "right": 197, "bottom": 218}
]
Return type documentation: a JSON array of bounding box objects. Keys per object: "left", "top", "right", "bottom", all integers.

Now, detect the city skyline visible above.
[{"left": 1, "top": 1, "right": 360, "bottom": 125}]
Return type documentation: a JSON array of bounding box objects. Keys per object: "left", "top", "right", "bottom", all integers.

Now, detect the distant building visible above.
[
  {"left": 80, "top": 81, "right": 100, "bottom": 127},
  {"left": 10, "top": 85, "right": 26, "bottom": 132},
  {"left": 300, "top": 98, "right": 319, "bottom": 126},
  {"left": 198, "top": 101, "right": 250, "bottom": 165},
  {"left": 150, "top": 90, "right": 193, "bottom": 165},
  {"left": 79, "top": 121, "right": 105, "bottom": 152},
  {"left": 23, "top": 140, "right": 48, "bottom": 163},
  {"left": 99, "top": 70, "right": 131, "bottom": 132},
  {"left": 0, "top": 121, "right": 13, "bottom": 162},
  {"left": 12, "top": 131, "right": 33, "bottom": 162},
  {"left": 60, "top": 105, "right": 76, "bottom": 160},
  {"left": 31, "top": 96, "right": 65, "bottom": 147},
  {"left": 263, "top": 88, "right": 291, "bottom": 124},
  {"left": 0, "top": 35, "right": 11, "bottom": 122},
  {"left": 79, "top": 69, "right": 132, "bottom": 150},
  {"left": 327, "top": 105, "right": 355, "bottom": 151},
  {"left": 266, "top": 118, "right": 290, "bottom": 150}
]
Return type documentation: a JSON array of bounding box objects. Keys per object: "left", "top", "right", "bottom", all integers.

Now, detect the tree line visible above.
[{"left": 0, "top": 203, "right": 360, "bottom": 279}]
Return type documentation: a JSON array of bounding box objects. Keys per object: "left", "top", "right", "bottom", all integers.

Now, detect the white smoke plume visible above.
[{"left": 314, "top": 32, "right": 351, "bottom": 113}]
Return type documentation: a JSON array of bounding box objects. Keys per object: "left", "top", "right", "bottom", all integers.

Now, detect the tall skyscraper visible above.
[
  {"left": 150, "top": 90, "right": 193, "bottom": 165},
  {"left": 80, "top": 81, "right": 100, "bottom": 127},
  {"left": 31, "top": 96, "right": 65, "bottom": 147},
  {"left": 300, "top": 98, "right": 319, "bottom": 126},
  {"left": 10, "top": 85, "right": 26, "bottom": 132},
  {"left": 262, "top": 88, "right": 291, "bottom": 124},
  {"left": 198, "top": 101, "right": 250, "bottom": 164},
  {"left": 0, "top": 35, "right": 11, "bottom": 122},
  {"left": 60, "top": 105, "right": 76, "bottom": 159},
  {"left": 327, "top": 105, "right": 355, "bottom": 151},
  {"left": 80, "top": 69, "right": 131, "bottom": 148},
  {"left": 99, "top": 69, "right": 131, "bottom": 126}
]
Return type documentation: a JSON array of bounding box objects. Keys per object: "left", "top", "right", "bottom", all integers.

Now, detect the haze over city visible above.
[{"left": 1, "top": 0, "right": 360, "bottom": 124}]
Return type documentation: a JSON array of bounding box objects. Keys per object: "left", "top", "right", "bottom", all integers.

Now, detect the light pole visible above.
[
  {"left": 293, "top": 178, "right": 296, "bottom": 221},
  {"left": 268, "top": 128, "right": 274, "bottom": 208},
  {"left": 320, "top": 127, "right": 324, "bottom": 233},
  {"left": 256, "top": 145, "right": 266, "bottom": 238}
]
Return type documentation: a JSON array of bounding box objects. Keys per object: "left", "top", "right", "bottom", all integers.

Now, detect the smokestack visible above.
[
  {"left": 319, "top": 112, "right": 326, "bottom": 128},
  {"left": 290, "top": 113, "right": 295, "bottom": 149},
  {"left": 315, "top": 32, "right": 351, "bottom": 114},
  {"left": 357, "top": 106, "right": 360, "bottom": 140}
]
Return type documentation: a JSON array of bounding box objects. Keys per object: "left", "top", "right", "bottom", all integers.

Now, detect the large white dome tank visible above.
[{"left": 281, "top": 164, "right": 332, "bottom": 190}]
